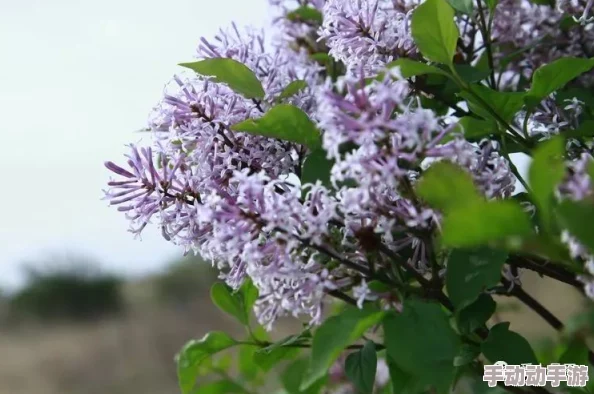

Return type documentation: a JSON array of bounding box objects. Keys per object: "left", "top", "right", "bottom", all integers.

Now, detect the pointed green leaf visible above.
[
  {"left": 284, "top": 358, "right": 327, "bottom": 394},
  {"left": 177, "top": 332, "right": 238, "bottom": 394},
  {"left": 459, "top": 85, "right": 525, "bottom": 123},
  {"left": 179, "top": 58, "right": 265, "bottom": 99},
  {"left": 446, "top": 248, "right": 508, "bottom": 309},
  {"left": 387, "top": 58, "right": 449, "bottom": 78},
  {"left": 254, "top": 346, "right": 301, "bottom": 372},
  {"left": 441, "top": 201, "right": 534, "bottom": 248},
  {"left": 456, "top": 293, "right": 497, "bottom": 335},
  {"left": 210, "top": 280, "right": 257, "bottom": 327},
  {"left": 526, "top": 57, "right": 594, "bottom": 108},
  {"left": 232, "top": 104, "right": 321, "bottom": 149},
  {"left": 384, "top": 300, "right": 462, "bottom": 393},
  {"left": 456, "top": 116, "right": 499, "bottom": 140},
  {"left": 238, "top": 345, "right": 259, "bottom": 381},
  {"left": 559, "top": 338, "right": 589, "bottom": 365},
  {"left": 447, "top": 0, "right": 474, "bottom": 14},
  {"left": 481, "top": 322, "right": 538, "bottom": 365},
  {"left": 345, "top": 341, "right": 377, "bottom": 394},
  {"left": 301, "top": 148, "right": 334, "bottom": 187},
  {"left": 386, "top": 357, "right": 427, "bottom": 394},
  {"left": 279, "top": 80, "right": 308, "bottom": 100},
  {"left": 411, "top": 0, "right": 460, "bottom": 65},
  {"left": 417, "top": 161, "right": 483, "bottom": 212},
  {"left": 454, "top": 64, "right": 491, "bottom": 83},
  {"left": 301, "top": 307, "right": 385, "bottom": 390}
]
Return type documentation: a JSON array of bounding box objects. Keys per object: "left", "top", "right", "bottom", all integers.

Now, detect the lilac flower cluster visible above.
[
  {"left": 105, "top": 0, "right": 594, "bottom": 331},
  {"left": 318, "top": 0, "right": 419, "bottom": 73},
  {"left": 491, "top": 0, "right": 594, "bottom": 85},
  {"left": 558, "top": 153, "right": 594, "bottom": 297}
]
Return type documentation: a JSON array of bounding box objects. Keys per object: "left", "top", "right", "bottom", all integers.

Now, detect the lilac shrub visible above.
[{"left": 104, "top": 0, "right": 594, "bottom": 392}]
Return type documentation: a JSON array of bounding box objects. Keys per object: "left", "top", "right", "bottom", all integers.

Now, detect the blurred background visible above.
[
  {"left": 0, "top": 0, "right": 591, "bottom": 393},
  {"left": 0, "top": 0, "right": 271, "bottom": 393}
]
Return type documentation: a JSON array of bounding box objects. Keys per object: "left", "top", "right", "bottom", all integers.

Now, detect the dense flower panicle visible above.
[
  {"left": 491, "top": 0, "right": 594, "bottom": 85},
  {"left": 191, "top": 171, "right": 352, "bottom": 328},
  {"left": 557, "top": 153, "right": 594, "bottom": 298},
  {"left": 105, "top": 0, "right": 594, "bottom": 333},
  {"left": 319, "top": 0, "right": 419, "bottom": 73},
  {"left": 528, "top": 96, "right": 585, "bottom": 141}
]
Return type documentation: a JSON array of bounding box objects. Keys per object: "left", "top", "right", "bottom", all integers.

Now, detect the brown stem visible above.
[{"left": 501, "top": 277, "right": 594, "bottom": 365}]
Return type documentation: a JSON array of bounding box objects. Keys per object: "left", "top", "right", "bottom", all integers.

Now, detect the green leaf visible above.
[
  {"left": 525, "top": 57, "right": 594, "bottom": 108},
  {"left": 254, "top": 346, "right": 301, "bottom": 372},
  {"left": 345, "top": 341, "right": 377, "bottom": 394},
  {"left": 557, "top": 201, "right": 594, "bottom": 255},
  {"left": 387, "top": 58, "right": 449, "bottom": 78},
  {"left": 386, "top": 358, "right": 427, "bottom": 394},
  {"left": 411, "top": 0, "right": 459, "bottom": 65},
  {"left": 239, "top": 345, "right": 259, "bottom": 381},
  {"left": 287, "top": 6, "right": 323, "bottom": 24},
  {"left": 485, "top": 0, "right": 498, "bottom": 11},
  {"left": 177, "top": 332, "right": 238, "bottom": 394},
  {"left": 279, "top": 80, "right": 308, "bottom": 101},
  {"left": 446, "top": 247, "right": 508, "bottom": 309},
  {"left": 301, "top": 306, "right": 385, "bottom": 390},
  {"left": 447, "top": 0, "right": 473, "bottom": 14},
  {"left": 283, "top": 358, "right": 327, "bottom": 394},
  {"left": 232, "top": 104, "right": 321, "bottom": 149},
  {"left": 441, "top": 201, "right": 534, "bottom": 248},
  {"left": 310, "top": 53, "right": 331, "bottom": 64},
  {"left": 417, "top": 161, "right": 483, "bottom": 212},
  {"left": 179, "top": 58, "right": 265, "bottom": 99},
  {"left": 454, "top": 343, "right": 481, "bottom": 366},
  {"left": 559, "top": 338, "right": 589, "bottom": 365},
  {"left": 301, "top": 148, "right": 334, "bottom": 188},
  {"left": 456, "top": 293, "right": 497, "bottom": 335},
  {"left": 383, "top": 300, "right": 462, "bottom": 393},
  {"left": 241, "top": 279, "right": 259, "bottom": 312},
  {"left": 481, "top": 322, "right": 538, "bottom": 365},
  {"left": 454, "top": 64, "right": 491, "bottom": 83},
  {"left": 459, "top": 85, "right": 525, "bottom": 123},
  {"left": 529, "top": 137, "right": 565, "bottom": 231},
  {"left": 210, "top": 282, "right": 250, "bottom": 326},
  {"left": 456, "top": 116, "right": 499, "bottom": 140}
]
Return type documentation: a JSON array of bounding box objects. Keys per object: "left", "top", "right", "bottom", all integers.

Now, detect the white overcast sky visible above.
[{"left": 0, "top": 0, "right": 269, "bottom": 289}]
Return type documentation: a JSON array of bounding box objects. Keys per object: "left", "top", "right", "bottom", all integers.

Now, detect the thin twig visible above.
[{"left": 501, "top": 277, "right": 594, "bottom": 365}]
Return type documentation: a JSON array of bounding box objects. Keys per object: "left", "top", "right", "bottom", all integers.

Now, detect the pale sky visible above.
[{"left": 0, "top": 0, "right": 269, "bottom": 289}]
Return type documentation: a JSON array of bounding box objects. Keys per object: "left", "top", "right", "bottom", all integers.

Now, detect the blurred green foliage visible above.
[{"left": 9, "top": 256, "right": 123, "bottom": 321}]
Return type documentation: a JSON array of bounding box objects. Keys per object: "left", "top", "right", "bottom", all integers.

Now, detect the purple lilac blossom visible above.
[
  {"left": 491, "top": 0, "right": 594, "bottom": 86},
  {"left": 319, "top": 0, "right": 419, "bottom": 73},
  {"left": 105, "top": 0, "right": 594, "bottom": 330},
  {"left": 558, "top": 153, "right": 594, "bottom": 298}
]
